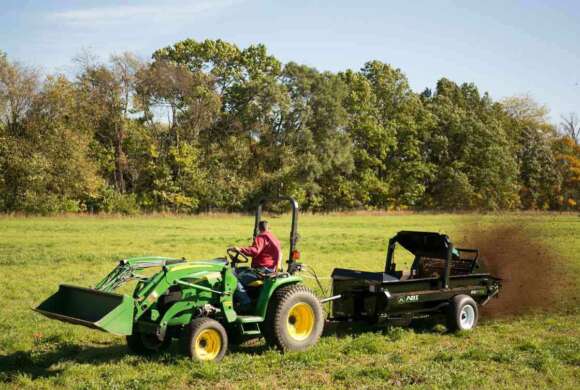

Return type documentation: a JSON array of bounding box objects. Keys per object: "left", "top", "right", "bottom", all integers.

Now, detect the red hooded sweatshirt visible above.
[{"left": 239, "top": 231, "right": 281, "bottom": 270}]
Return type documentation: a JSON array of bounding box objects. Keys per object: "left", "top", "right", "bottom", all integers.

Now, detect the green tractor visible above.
[{"left": 35, "top": 197, "right": 324, "bottom": 362}]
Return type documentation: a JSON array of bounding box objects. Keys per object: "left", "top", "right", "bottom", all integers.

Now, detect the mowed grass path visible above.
[{"left": 0, "top": 213, "right": 578, "bottom": 389}]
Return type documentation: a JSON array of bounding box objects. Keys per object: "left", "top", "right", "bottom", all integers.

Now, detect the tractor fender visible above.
[{"left": 255, "top": 276, "right": 302, "bottom": 319}]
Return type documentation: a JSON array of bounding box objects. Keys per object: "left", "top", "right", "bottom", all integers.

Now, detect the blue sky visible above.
[{"left": 1, "top": 0, "right": 579, "bottom": 121}]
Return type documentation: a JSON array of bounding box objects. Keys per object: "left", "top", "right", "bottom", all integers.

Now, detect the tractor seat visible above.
[
  {"left": 244, "top": 268, "right": 283, "bottom": 288},
  {"left": 247, "top": 279, "right": 264, "bottom": 287},
  {"left": 246, "top": 271, "right": 281, "bottom": 287}
]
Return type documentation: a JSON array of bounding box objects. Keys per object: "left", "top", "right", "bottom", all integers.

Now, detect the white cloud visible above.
[{"left": 50, "top": 0, "right": 242, "bottom": 25}]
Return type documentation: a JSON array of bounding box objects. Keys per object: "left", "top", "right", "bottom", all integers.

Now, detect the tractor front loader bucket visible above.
[{"left": 34, "top": 284, "right": 135, "bottom": 336}]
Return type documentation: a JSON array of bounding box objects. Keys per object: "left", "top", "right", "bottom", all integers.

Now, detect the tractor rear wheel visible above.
[
  {"left": 180, "top": 317, "right": 228, "bottom": 362},
  {"left": 263, "top": 284, "right": 324, "bottom": 352},
  {"left": 126, "top": 331, "right": 171, "bottom": 355},
  {"left": 447, "top": 295, "right": 479, "bottom": 332}
]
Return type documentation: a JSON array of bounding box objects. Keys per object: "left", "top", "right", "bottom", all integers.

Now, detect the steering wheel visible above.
[{"left": 227, "top": 247, "right": 249, "bottom": 266}]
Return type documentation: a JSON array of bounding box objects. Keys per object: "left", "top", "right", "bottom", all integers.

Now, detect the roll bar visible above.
[{"left": 254, "top": 196, "right": 300, "bottom": 274}]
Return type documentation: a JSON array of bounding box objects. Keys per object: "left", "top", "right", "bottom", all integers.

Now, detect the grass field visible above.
[{"left": 0, "top": 213, "right": 578, "bottom": 389}]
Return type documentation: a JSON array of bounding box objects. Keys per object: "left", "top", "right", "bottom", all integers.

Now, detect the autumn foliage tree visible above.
[{"left": 0, "top": 42, "right": 578, "bottom": 213}]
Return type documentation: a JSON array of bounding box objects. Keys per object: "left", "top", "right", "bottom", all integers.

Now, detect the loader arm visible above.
[{"left": 95, "top": 257, "right": 186, "bottom": 292}]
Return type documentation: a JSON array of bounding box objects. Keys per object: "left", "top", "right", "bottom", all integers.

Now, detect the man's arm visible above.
[{"left": 239, "top": 236, "right": 265, "bottom": 257}]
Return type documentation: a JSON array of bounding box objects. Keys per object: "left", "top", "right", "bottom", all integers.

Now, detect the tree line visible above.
[{"left": 1, "top": 39, "right": 579, "bottom": 214}]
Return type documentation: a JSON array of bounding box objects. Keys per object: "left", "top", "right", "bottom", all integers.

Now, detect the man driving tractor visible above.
[{"left": 230, "top": 220, "right": 281, "bottom": 311}]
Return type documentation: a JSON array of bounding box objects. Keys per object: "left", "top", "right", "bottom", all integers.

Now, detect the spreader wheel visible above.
[
  {"left": 447, "top": 295, "right": 479, "bottom": 332},
  {"left": 180, "top": 317, "right": 228, "bottom": 362},
  {"left": 126, "top": 331, "right": 171, "bottom": 355},
  {"left": 263, "top": 284, "right": 324, "bottom": 352}
]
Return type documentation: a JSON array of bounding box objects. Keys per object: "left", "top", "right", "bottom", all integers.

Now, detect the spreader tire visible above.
[
  {"left": 263, "top": 284, "right": 324, "bottom": 352},
  {"left": 447, "top": 295, "right": 479, "bottom": 332},
  {"left": 126, "top": 331, "right": 171, "bottom": 355},
  {"left": 180, "top": 317, "right": 228, "bottom": 362}
]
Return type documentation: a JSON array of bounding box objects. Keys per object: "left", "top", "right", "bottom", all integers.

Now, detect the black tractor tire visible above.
[
  {"left": 263, "top": 284, "right": 324, "bottom": 352},
  {"left": 180, "top": 317, "right": 228, "bottom": 362},
  {"left": 126, "top": 331, "right": 172, "bottom": 355},
  {"left": 446, "top": 295, "right": 479, "bottom": 332}
]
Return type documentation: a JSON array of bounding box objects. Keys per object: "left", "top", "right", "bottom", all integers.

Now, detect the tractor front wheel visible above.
[
  {"left": 264, "top": 284, "right": 324, "bottom": 352},
  {"left": 180, "top": 317, "right": 228, "bottom": 362}
]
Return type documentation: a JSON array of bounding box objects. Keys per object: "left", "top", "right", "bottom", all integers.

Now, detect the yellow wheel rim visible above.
[
  {"left": 287, "top": 302, "right": 315, "bottom": 341},
  {"left": 194, "top": 329, "right": 222, "bottom": 360}
]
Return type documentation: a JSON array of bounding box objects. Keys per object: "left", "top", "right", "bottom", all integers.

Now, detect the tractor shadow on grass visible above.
[
  {"left": 0, "top": 338, "right": 273, "bottom": 383},
  {"left": 0, "top": 343, "right": 153, "bottom": 382},
  {"left": 0, "top": 322, "right": 448, "bottom": 383}
]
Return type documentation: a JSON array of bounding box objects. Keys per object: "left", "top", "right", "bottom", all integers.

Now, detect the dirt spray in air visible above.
[{"left": 457, "top": 224, "right": 568, "bottom": 317}]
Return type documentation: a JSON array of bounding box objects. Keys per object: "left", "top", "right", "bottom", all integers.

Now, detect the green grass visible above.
[{"left": 0, "top": 213, "right": 578, "bottom": 389}]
